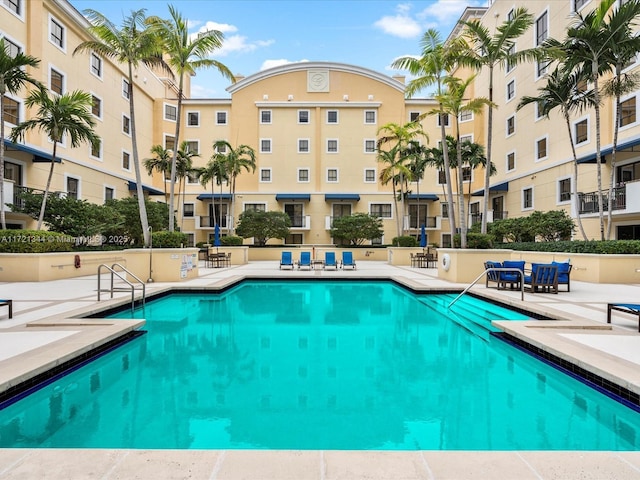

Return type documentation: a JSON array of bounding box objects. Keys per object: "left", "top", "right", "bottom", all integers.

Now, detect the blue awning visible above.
[
  {"left": 576, "top": 136, "right": 640, "bottom": 163},
  {"left": 5, "top": 140, "right": 62, "bottom": 163},
  {"left": 472, "top": 182, "right": 509, "bottom": 196},
  {"left": 128, "top": 181, "right": 165, "bottom": 196},
  {"left": 407, "top": 194, "right": 439, "bottom": 201},
  {"left": 324, "top": 194, "right": 360, "bottom": 201},
  {"left": 197, "top": 193, "right": 232, "bottom": 201},
  {"left": 275, "top": 193, "right": 311, "bottom": 201}
]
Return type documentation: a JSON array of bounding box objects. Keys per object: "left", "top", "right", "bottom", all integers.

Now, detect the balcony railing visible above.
[
  {"left": 198, "top": 215, "right": 231, "bottom": 228},
  {"left": 408, "top": 217, "right": 438, "bottom": 229},
  {"left": 493, "top": 210, "right": 508, "bottom": 221},
  {"left": 289, "top": 215, "right": 311, "bottom": 229},
  {"left": 578, "top": 187, "right": 626, "bottom": 214}
]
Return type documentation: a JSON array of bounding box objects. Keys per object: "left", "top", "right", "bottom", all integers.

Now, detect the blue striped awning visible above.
[
  {"left": 324, "top": 194, "right": 360, "bottom": 201},
  {"left": 472, "top": 182, "right": 509, "bottom": 196},
  {"left": 128, "top": 181, "right": 165, "bottom": 195},
  {"left": 407, "top": 194, "right": 439, "bottom": 201},
  {"left": 275, "top": 193, "right": 311, "bottom": 201},
  {"left": 196, "top": 193, "right": 232, "bottom": 200},
  {"left": 576, "top": 136, "right": 640, "bottom": 163},
  {"left": 5, "top": 140, "right": 62, "bottom": 163}
]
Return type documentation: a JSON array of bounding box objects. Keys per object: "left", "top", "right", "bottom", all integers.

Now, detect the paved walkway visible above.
[{"left": 0, "top": 261, "right": 640, "bottom": 479}]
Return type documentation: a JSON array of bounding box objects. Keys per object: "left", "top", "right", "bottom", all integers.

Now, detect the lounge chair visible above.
[
  {"left": 298, "top": 251, "right": 312, "bottom": 270},
  {"left": 341, "top": 251, "right": 356, "bottom": 269},
  {"left": 0, "top": 299, "right": 12, "bottom": 319},
  {"left": 552, "top": 261, "right": 573, "bottom": 292},
  {"left": 324, "top": 251, "right": 338, "bottom": 270},
  {"left": 501, "top": 260, "right": 525, "bottom": 290},
  {"left": 484, "top": 261, "right": 503, "bottom": 289},
  {"left": 280, "top": 251, "right": 294, "bottom": 270},
  {"left": 607, "top": 304, "right": 640, "bottom": 332},
  {"left": 524, "top": 264, "right": 558, "bottom": 294}
]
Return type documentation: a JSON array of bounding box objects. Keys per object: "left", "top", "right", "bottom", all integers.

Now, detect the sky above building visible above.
[{"left": 69, "top": 0, "right": 485, "bottom": 98}]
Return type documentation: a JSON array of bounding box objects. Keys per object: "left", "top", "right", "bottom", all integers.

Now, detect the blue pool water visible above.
[{"left": 0, "top": 280, "right": 639, "bottom": 450}]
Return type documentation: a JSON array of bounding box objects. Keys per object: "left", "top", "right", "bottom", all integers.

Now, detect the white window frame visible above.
[
  {"left": 1, "top": 0, "right": 23, "bottom": 18},
  {"left": 64, "top": 174, "right": 81, "bottom": 199},
  {"left": 364, "top": 139, "right": 376, "bottom": 153},
  {"left": 326, "top": 168, "right": 339, "bottom": 183},
  {"left": 326, "top": 139, "right": 338, "bottom": 154},
  {"left": 2, "top": 93, "right": 21, "bottom": 126},
  {"left": 364, "top": 168, "right": 377, "bottom": 183},
  {"left": 260, "top": 109, "right": 272, "bottom": 124},
  {"left": 459, "top": 110, "right": 473, "bottom": 123},
  {"left": 573, "top": 116, "right": 590, "bottom": 145},
  {"left": 90, "top": 93, "right": 102, "bottom": 121},
  {"left": 522, "top": 185, "right": 534, "bottom": 211},
  {"left": 437, "top": 113, "right": 450, "bottom": 127},
  {"left": 260, "top": 138, "right": 272, "bottom": 153},
  {"left": 184, "top": 140, "right": 199, "bottom": 155},
  {"left": 557, "top": 176, "right": 572, "bottom": 205},
  {"left": 573, "top": 0, "right": 591, "bottom": 12},
  {"left": 121, "top": 150, "right": 131, "bottom": 171},
  {"left": 259, "top": 168, "right": 272, "bottom": 183},
  {"left": 364, "top": 110, "right": 376, "bottom": 124},
  {"left": 535, "top": 135, "right": 548, "bottom": 161},
  {"left": 90, "top": 52, "right": 102, "bottom": 80},
  {"left": 104, "top": 184, "right": 115, "bottom": 202},
  {"left": 618, "top": 94, "right": 637, "bottom": 130},
  {"left": 505, "top": 44, "right": 516, "bottom": 74},
  {"left": 216, "top": 111, "right": 228, "bottom": 125},
  {"left": 186, "top": 169, "right": 200, "bottom": 184},
  {"left": 506, "top": 150, "right": 516, "bottom": 172},
  {"left": 122, "top": 114, "right": 131, "bottom": 136},
  {"left": 298, "top": 110, "right": 310, "bottom": 124},
  {"left": 122, "top": 78, "right": 130, "bottom": 100},
  {"left": 49, "top": 15, "right": 66, "bottom": 52},
  {"left": 297, "top": 168, "right": 310, "bottom": 183},
  {"left": 183, "top": 202, "right": 195, "bottom": 217},
  {"left": 326, "top": 110, "right": 339, "bottom": 124},
  {"left": 164, "top": 103, "right": 177, "bottom": 122},
  {"left": 1, "top": 35, "right": 22, "bottom": 58},
  {"left": 506, "top": 115, "right": 516, "bottom": 137},
  {"left": 49, "top": 65, "right": 65, "bottom": 95},
  {"left": 186, "top": 111, "right": 200, "bottom": 127},
  {"left": 535, "top": 102, "right": 544, "bottom": 121},
  {"left": 506, "top": 79, "right": 516, "bottom": 102},
  {"left": 89, "top": 137, "right": 102, "bottom": 161},
  {"left": 369, "top": 203, "right": 393, "bottom": 219},
  {"left": 409, "top": 111, "right": 421, "bottom": 122},
  {"left": 298, "top": 138, "right": 310, "bottom": 153}
]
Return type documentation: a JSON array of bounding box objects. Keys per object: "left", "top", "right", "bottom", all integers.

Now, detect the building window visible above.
[
  {"left": 364, "top": 169, "right": 376, "bottom": 182},
  {"left": 506, "top": 44, "right": 516, "bottom": 73},
  {"left": 91, "top": 95, "right": 102, "bottom": 118},
  {"left": 536, "top": 11, "right": 548, "bottom": 46},
  {"left": 327, "top": 139, "right": 338, "bottom": 153},
  {"left": 574, "top": 119, "right": 588, "bottom": 144},
  {"left": 620, "top": 97, "right": 636, "bottom": 127},
  {"left": 90, "top": 53, "right": 102, "bottom": 77},
  {"left": 91, "top": 139, "right": 101, "bottom": 159},
  {"left": 187, "top": 112, "right": 199, "bottom": 126},
  {"left": 574, "top": 0, "right": 590, "bottom": 11},
  {"left": 122, "top": 115, "right": 130, "bottom": 135},
  {"left": 260, "top": 169, "right": 271, "bottom": 182},
  {"left": 507, "top": 151, "right": 516, "bottom": 171},
  {"left": 409, "top": 111, "right": 420, "bottom": 122},
  {"left": 558, "top": 178, "right": 571, "bottom": 203},
  {"left": 245, "top": 203, "right": 266, "bottom": 212},
  {"left": 364, "top": 110, "right": 376, "bottom": 124},
  {"left": 437, "top": 113, "right": 449, "bottom": 127},
  {"left": 104, "top": 186, "right": 114, "bottom": 201},
  {"left": 536, "top": 60, "right": 550, "bottom": 78},
  {"left": 66, "top": 177, "right": 79, "bottom": 199},
  {"left": 441, "top": 233, "right": 452, "bottom": 248},
  {"left": 50, "top": 17, "right": 64, "bottom": 49},
  {"left": 184, "top": 140, "right": 199, "bottom": 154},
  {"left": 214, "top": 142, "right": 226, "bottom": 154},
  {"left": 327, "top": 168, "right": 338, "bottom": 182},
  {"left": 507, "top": 8, "right": 515, "bottom": 21},
  {"left": 459, "top": 110, "right": 473, "bottom": 122},
  {"left": 437, "top": 169, "right": 446, "bottom": 185},
  {"left": 260, "top": 139, "right": 271, "bottom": 153},
  {"left": 506, "top": 115, "right": 515, "bottom": 136},
  {"left": 364, "top": 139, "right": 376, "bottom": 153},
  {"left": 327, "top": 110, "right": 338, "bottom": 123},
  {"left": 535, "top": 103, "right": 544, "bottom": 120},
  {"left": 183, "top": 203, "right": 194, "bottom": 217},
  {"left": 3, "top": 38, "right": 21, "bottom": 58},
  {"left": 298, "top": 169, "right": 309, "bottom": 182},
  {"left": 298, "top": 110, "right": 309, "bottom": 123},
  {"left": 441, "top": 203, "right": 449, "bottom": 219},
  {"left": 122, "top": 151, "right": 130, "bottom": 170},
  {"left": 2, "top": 96, "right": 19, "bottom": 124},
  {"left": 462, "top": 166, "right": 472, "bottom": 182},
  {"left": 165, "top": 135, "right": 175, "bottom": 151},
  {"left": 216, "top": 111, "right": 227, "bottom": 124},
  {"left": 522, "top": 187, "right": 533, "bottom": 210},
  {"left": 122, "top": 78, "right": 130, "bottom": 100},
  {"left": 370, "top": 203, "right": 392, "bottom": 218},
  {"left": 50, "top": 68, "right": 64, "bottom": 95},
  {"left": 2, "top": 0, "right": 20, "bottom": 15},
  {"left": 261, "top": 110, "right": 271, "bottom": 124},
  {"left": 536, "top": 136, "right": 548, "bottom": 160},
  {"left": 506, "top": 80, "right": 515, "bottom": 101},
  {"left": 298, "top": 139, "right": 309, "bottom": 153},
  {"left": 164, "top": 104, "right": 177, "bottom": 121},
  {"left": 186, "top": 170, "right": 199, "bottom": 184}
]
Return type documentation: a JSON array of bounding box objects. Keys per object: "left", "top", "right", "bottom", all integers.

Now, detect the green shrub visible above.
[
  {"left": 392, "top": 236, "right": 418, "bottom": 247},
  {"left": 0, "top": 229, "right": 73, "bottom": 253},
  {"left": 221, "top": 235, "right": 243, "bottom": 246},
  {"left": 151, "top": 231, "right": 188, "bottom": 248},
  {"left": 454, "top": 233, "right": 494, "bottom": 249},
  {"left": 493, "top": 240, "right": 640, "bottom": 254}
]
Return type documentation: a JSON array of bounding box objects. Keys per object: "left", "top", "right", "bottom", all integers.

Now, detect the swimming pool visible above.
[{"left": 0, "top": 280, "right": 638, "bottom": 450}]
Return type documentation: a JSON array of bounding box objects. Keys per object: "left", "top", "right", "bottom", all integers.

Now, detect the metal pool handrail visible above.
[
  {"left": 97, "top": 263, "right": 146, "bottom": 313},
  {"left": 448, "top": 267, "right": 524, "bottom": 308}
]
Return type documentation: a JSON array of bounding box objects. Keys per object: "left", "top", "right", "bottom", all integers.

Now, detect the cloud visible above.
[
  {"left": 260, "top": 59, "right": 309, "bottom": 71},
  {"left": 417, "top": 0, "right": 484, "bottom": 30},
  {"left": 373, "top": 3, "right": 422, "bottom": 39},
  {"left": 195, "top": 21, "right": 238, "bottom": 35}
]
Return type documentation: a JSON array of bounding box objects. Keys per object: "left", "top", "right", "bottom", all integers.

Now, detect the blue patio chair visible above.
[
  {"left": 341, "top": 251, "right": 356, "bottom": 270},
  {"left": 607, "top": 304, "right": 640, "bottom": 332},
  {"left": 501, "top": 260, "right": 525, "bottom": 290},
  {"left": 280, "top": 251, "right": 294, "bottom": 270},
  {"left": 324, "top": 251, "right": 338, "bottom": 270},
  {"left": 524, "top": 263, "right": 558, "bottom": 294},
  {"left": 298, "top": 251, "right": 312, "bottom": 270},
  {"left": 484, "top": 261, "right": 503, "bottom": 289},
  {"left": 552, "top": 261, "right": 573, "bottom": 292}
]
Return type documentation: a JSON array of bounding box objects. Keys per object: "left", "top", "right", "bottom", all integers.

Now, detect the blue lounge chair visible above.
[
  {"left": 298, "top": 251, "right": 312, "bottom": 270},
  {"left": 280, "top": 251, "right": 294, "bottom": 269},
  {"left": 341, "top": 251, "right": 356, "bottom": 269},
  {"left": 552, "top": 261, "right": 573, "bottom": 292},
  {"left": 607, "top": 304, "right": 640, "bottom": 332},
  {"left": 501, "top": 260, "right": 525, "bottom": 289},
  {"left": 524, "top": 264, "right": 558, "bottom": 294},
  {"left": 324, "top": 251, "right": 338, "bottom": 270}
]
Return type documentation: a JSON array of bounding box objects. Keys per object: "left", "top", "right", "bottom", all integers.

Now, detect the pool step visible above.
[{"left": 416, "top": 297, "right": 492, "bottom": 341}]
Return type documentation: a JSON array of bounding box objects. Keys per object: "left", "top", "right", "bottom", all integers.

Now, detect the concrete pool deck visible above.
[{"left": 1, "top": 260, "right": 640, "bottom": 479}]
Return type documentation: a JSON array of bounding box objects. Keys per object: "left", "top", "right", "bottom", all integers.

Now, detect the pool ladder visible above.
[
  {"left": 448, "top": 267, "right": 524, "bottom": 308},
  {"left": 97, "top": 263, "right": 146, "bottom": 313}
]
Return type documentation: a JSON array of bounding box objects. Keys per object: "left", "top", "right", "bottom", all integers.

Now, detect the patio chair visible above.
[
  {"left": 501, "top": 260, "right": 525, "bottom": 290},
  {"left": 280, "top": 251, "right": 294, "bottom": 270},
  {"left": 552, "top": 261, "right": 573, "bottom": 292},
  {"left": 298, "top": 251, "right": 312, "bottom": 270},
  {"left": 341, "top": 251, "right": 356, "bottom": 270},
  {"left": 524, "top": 264, "right": 559, "bottom": 294},
  {"left": 0, "top": 299, "right": 12, "bottom": 319},
  {"left": 324, "top": 251, "right": 338, "bottom": 270},
  {"left": 607, "top": 304, "right": 640, "bottom": 332},
  {"left": 484, "top": 261, "right": 503, "bottom": 289}
]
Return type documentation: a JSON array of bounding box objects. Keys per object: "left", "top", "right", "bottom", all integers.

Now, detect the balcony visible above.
[
  {"left": 197, "top": 215, "right": 232, "bottom": 229},
  {"left": 405, "top": 216, "right": 439, "bottom": 230},
  {"left": 289, "top": 215, "right": 311, "bottom": 229},
  {"left": 578, "top": 187, "right": 627, "bottom": 214}
]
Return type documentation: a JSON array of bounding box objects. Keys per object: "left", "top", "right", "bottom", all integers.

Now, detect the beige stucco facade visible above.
[{"left": 2, "top": 0, "right": 640, "bottom": 249}]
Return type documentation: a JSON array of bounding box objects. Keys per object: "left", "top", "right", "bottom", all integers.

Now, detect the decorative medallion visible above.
[{"left": 307, "top": 69, "right": 329, "bottom": 92}]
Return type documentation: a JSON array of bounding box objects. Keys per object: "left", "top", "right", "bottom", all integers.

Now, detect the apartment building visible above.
[{"left": 2, "top": 0, "right": 639, "bottom": 248}]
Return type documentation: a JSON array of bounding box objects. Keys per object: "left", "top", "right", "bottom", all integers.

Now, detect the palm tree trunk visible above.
[
  {"left": 456, "top": 135, "right": 467, "bottom": 249},
  {"left": 37, "top": 142, "right": 58, "bottom": 230},
  {"left": 592, "top": 68, "right": 605, "bottom": 241},
  {"left": 564, "top": 113, "right": 588, "bottom": 241},
  {"left": 0, "top": 93, "right": 6, "bottom": 230},
  {"left": 606, "top": 67, "right": 622, "bottom": 240},
  {"left": 481, "top": 66, "right": 494, "bottom": 235},
  {"left": 440, "top": 123, "right": 457, "bottom": 238},
  {"left": 168, "top": 76, "right": 185, "bottom": 232}
]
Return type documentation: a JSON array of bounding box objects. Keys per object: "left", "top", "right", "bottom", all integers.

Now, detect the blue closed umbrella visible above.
[
  {"left": 214, "top": 224, "right": 221, "bottom": 249},
  {"left": 420, "top": 224, "right": 426, "bottom": 248}
]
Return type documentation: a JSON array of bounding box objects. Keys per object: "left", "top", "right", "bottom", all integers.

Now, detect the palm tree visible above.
[
  {"left": 377, "top": 122, "right": 428, "bottom": 237},
  {"left": 197, "top": 154, "right": 228, "bottom": 227},
  {"left": 458, "top": 7, "right": 537, "bottom": 235},
  {"left": 148, "top": 5, "right": 234, "bottom": 232},
  {"left": 0, "top": 39, "right": 41, "bottom": 230},
  {"left": 75, "top": 9, "right": 168, "bottom": 247},
  {"left": 212, "top": 140, "right": 256, "bottom": 234},
  {"left": 391, "top": 28, "right": 460, "bottom": 239},
  {"left": 405, "top": 141, "right": 430, "bottom": 230},
  {"left": 9, "top": 88, "right": 99, "bottom": 230},
  {"left": 434, "top": 75, "right": 492, "bottom": 248},
  {"left": 518, "top": 67, "right": 597, "bottom": 241},
  {"left": 175, "top": 141, "right": 198, "bottom": 231},
  {"left": 143, "top": 144, "right": 171, "bottom": 202}
]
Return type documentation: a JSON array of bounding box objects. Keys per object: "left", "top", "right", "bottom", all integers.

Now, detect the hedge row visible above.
[
  {"left": 493, "top": 240, "right": 640, "bottom": 254},
  {"left": 0, "top": 230, "right": 73, "bottom": 253}
]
